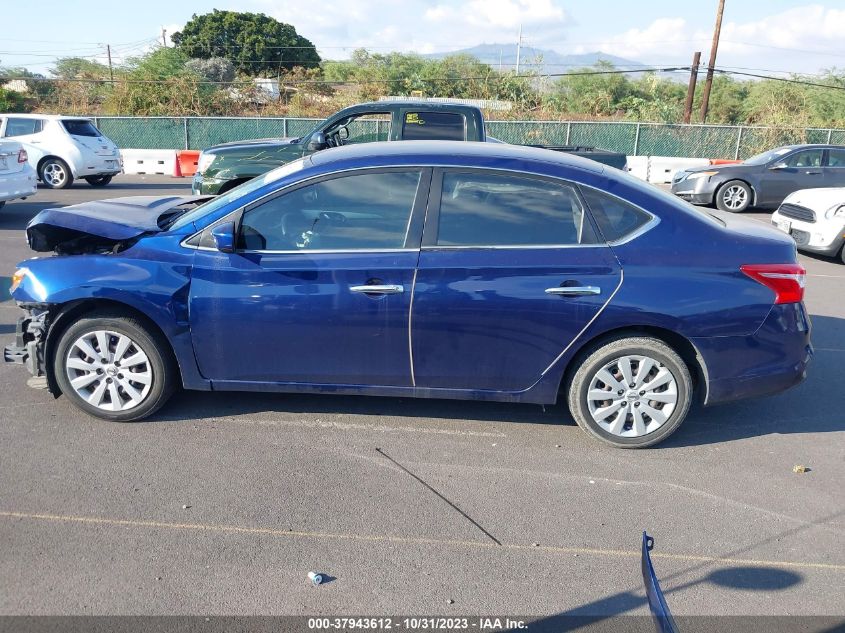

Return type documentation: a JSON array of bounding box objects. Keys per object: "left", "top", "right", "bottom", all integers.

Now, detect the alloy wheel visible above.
[
  {"left": 42, "top": 162, "right": 67, "bottom": 187},
  {"left": 65, "top": 329, "right": 153, "bottom": 412},
  {"left": 586, "top": 355, "right": 678, "bottom": 438},
  {"left": 722, "top": 185, "right": 748, "bottom": 210}
]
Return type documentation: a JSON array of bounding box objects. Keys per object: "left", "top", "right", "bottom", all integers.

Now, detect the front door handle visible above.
[
  {"left": 804, "top": 170, "right": 822, "bottom": 175},
  {"left": 350, "top": 284, "right": 404, "bottom": 295},
  {"left": 545, "top": 286, "right": 601, "bottom": 296}
]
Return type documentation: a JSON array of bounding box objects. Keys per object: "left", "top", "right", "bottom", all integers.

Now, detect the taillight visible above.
[
  {"left": 741, "top": 263, "right": 806, "bottom": 304},
  {"left": 17, "top": 149, "right": 27, "bottom": 163}
]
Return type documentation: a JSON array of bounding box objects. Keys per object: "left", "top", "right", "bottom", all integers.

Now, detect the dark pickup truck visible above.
[{"left": 192, "top": 101, "right": 627, "bottom": 195}]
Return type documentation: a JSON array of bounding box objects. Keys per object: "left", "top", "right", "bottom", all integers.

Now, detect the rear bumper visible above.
[
  {"left": 0, "top": 169, "right": 37, "bottom": 202},
  {"left": 695, "top": 302, "right": 813, "bottom": 406}
]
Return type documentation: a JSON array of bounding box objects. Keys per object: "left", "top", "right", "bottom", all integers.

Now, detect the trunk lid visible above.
[{"left": 26, "top": 195, "right": 212, "bottom": 254}]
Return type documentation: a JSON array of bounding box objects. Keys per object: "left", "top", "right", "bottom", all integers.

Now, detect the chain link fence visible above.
[{"left": 92, "top": 116, "right": 845, "bottom": 159}]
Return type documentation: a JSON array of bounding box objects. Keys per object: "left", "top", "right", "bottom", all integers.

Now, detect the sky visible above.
[{"left": 2, "top": 1, "right": 845, "bottom": 77}]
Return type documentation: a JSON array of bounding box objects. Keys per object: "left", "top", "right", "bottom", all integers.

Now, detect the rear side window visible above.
[
  {"left": 827, "top": 149, "right": 845, "bottom": 167},
  {"left": 580, "top": 187, "right": 652, "bottom": 242},
  {"left": 62, "top": 120, "right": 101, "bottom": 137},
  {"left": 435, "top": 171, "right": 597, "bottom": 247},
  {"left": 4, "top": 118, "right": 42, "bottom": 137},
  {"left": 402, "top": 112, "right": 465, "bottom": 141}
]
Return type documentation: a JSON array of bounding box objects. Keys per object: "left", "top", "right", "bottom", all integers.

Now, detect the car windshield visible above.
[
  {"left": 169, "top": 157, "right": 308, "bottom": 230},
  {"left": 742, "top": 147, "right": 792, "bottom": 166},
  {"left": 62, "top": 120, "right": 102, "bottom": 137}
]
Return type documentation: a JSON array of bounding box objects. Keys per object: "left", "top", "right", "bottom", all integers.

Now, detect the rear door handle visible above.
[
  {"left": 805, "top": 170, "right": 822, "bottom": 175},
  {"left": 545, "top": 286, "right": 601, "bottom": 296},
  {"left": 350, "top": 284, "right": 404, "bottom": 295}
]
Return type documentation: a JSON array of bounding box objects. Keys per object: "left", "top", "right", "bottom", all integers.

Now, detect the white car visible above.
[
  {"left": 0, "top": 140, "right": 37, "bottom": 209},
  {"left": 0, "top": 114, "right": 121, "bottom": 189},
  {"left": 772, "top": 187, "right": 845, "bottom": 263}
]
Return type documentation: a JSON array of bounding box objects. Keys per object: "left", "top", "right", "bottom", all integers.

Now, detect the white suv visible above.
[
  {"left": 772, "top": 187, "right": 845, "bottom": 263},
  {"left": 0, "top": 114, "right": 121, "bottom": 189}
]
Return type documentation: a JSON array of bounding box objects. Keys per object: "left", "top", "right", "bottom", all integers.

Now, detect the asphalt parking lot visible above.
[{"left": 0, "top": 176, "right": 842, "bottom": 623}]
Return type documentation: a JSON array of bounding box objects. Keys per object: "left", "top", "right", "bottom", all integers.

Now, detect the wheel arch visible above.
[
  {"left": 559, "top": 324, "right": 709, "bottom": 404},
  {"left": 43, "top": 298, "right": 183, "bottom": 396},
  {"left": 714, "top": 178, "right": 758, "bottom": 207},
  {"left": 36, "top": 155, "right": 69, "bottom": 177}
]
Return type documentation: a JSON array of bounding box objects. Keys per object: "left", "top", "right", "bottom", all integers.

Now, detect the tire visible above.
[
  {"left": 0, "top": 201, "right": 5, "bottom": 210},
  {"left": 85, "top": 175, "right": 113, "bottom": 187},
  {"left": 53, "top": 311, "right": 176, "bottom": 421},
  {"left": 567, "top": 336, "right": 692, "bottom": 448},
  {"left": 715, "top": 180, "right": 751, "bottom": 213},
  {"left": 840, "top": 245, "right": 845, "bottom": 265},
  {"left": 39, "top": 158, "right": 73, "bottom": 189}
]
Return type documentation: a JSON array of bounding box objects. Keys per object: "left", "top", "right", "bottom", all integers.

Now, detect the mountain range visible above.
[{"left": 423, "top": 43, "right": 649, "bottom": 75}]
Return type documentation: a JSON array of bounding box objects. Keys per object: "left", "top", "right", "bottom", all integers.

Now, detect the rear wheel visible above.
[
  {"left": 39, "top": 158, "right": 73, "bottom": 189},
  {"left": 85, "top": 175, "right": 113, "bottom": 187},
  {"left": 715, "top": 180, "right": 751, "bottom": 212},
  {"left": 567, "top": 336, "right": 692, "bottom": 448},
  {"left": 53, "top": 312, "right": 175, "bottom": 421}
]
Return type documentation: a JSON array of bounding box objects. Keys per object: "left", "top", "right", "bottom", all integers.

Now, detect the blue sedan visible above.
[{"left": 5, "top": 142, "right": 812, "bottom": 448}]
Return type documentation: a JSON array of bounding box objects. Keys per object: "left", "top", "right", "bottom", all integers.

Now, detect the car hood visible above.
[
  {"left": 26, "top": 195, "right": 212, "bottom": 254},
  {"left": 207, "top": 137, "right": 299, "bottom": 152},
  {"left": 782, "top": 187, "right": 845, "bottom": 210}
]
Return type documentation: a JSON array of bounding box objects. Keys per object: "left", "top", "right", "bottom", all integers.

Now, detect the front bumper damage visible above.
[{"left": 4, "top": 308, "right": 49, "bottom": 378}]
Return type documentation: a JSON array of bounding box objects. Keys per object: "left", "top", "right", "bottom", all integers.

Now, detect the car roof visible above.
[
  {"left": 0, "top": 113, "right": 93, "bottom": 120},
  {"left": 308, "top": 140, "right": 606, "bottom": 174}
]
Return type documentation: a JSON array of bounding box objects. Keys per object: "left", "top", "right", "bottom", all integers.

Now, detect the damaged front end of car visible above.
[{"left": 3, "top": 302, "right": 55, "bottom": 390}]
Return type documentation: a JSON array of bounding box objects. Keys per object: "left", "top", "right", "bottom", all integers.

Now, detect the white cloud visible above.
[
  {"left": 573, "top": 4, "right": 845, "bottom": 73},
  {"left": 253, "top": 0, "right": 571, "bottom": 57}
]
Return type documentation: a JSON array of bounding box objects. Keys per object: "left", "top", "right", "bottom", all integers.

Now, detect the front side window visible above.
[
  {"left": 402, "top": 112, "right": 466, "bottom": 141},
  {"left": 580, "top": 187, "right": 653, "bottom": 242},
  {"left": 326, "top": 113, "right": 390, "bottom": 145},
  {"left": 62, "top": 119, "right": 101, "bottom": 137},
  {"left": 434, "top": 172, "right": 596, "bottom": 247},
  {"left": 238, "top": 170, "right": 422, "bottom": 251},
  {"left": 4, "top": 118, "right": 41, "bottom": 137},
  {"left": 784, "top": 150, "right": 823, "bottom": 168}
]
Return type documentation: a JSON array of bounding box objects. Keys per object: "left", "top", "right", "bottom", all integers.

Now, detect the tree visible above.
[
  {"left": 172, "top": 10, "right": 320, "bottom": 76},
  {"left": 0, "top": 87, "right": 26, "bottom": 112}
]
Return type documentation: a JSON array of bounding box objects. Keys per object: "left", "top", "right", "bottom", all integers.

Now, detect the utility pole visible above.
[
  {"left": 515, "top": 24, "right": 522, "bottom": 74},
  {"left": 699, "top": 0, "right": 725, "bottom": 124},
  {"left": 105, "top": 44, "right": 114, "bottom": 83},
  {"left": 683, "top": 51, "right": 701, "bottom": 123},
  {"left": 161, "top": 27, "right": 167, "bottom": 47}
]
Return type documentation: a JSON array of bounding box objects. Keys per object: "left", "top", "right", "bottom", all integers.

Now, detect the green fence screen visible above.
[{"left": 92, "top": 116, "right": 845, "bottom": 159}]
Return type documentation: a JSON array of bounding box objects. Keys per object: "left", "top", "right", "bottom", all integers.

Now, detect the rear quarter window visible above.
[
  {"left": 580, "top": 187, "right": 653, "bottom": 242},
  {"left": 402, "top": 112, "right": 465, "bottom": 141}
]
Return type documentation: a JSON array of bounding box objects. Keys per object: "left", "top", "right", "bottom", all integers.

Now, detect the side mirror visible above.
[
  {"left": 211, "top": 222, "right": 235, "bottom": 253},
  {"left": 307, "top": 132, "right": 328, "bottom": 151},
  {"left": 770, "top": 162, "right": 788, "bottom": 170},
  {"left": 337, "top": 126, "right": 349, "bottom": 140}
]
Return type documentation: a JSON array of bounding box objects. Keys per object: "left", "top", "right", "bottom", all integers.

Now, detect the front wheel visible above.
[
  {"left": 715, "top": 180, "right": 751, "bottom": 213},
  {"left": 567, "top": 336, "right": 692, "bottom": 448},
  {"left": 39, "top": 158, "right": 73, "bottom": 189},
  {"left": 53, "top": 312, "right": 175, "bottom": 421},
  {"left": 85, "top": 175, "right": 113, "bottom": 187}
]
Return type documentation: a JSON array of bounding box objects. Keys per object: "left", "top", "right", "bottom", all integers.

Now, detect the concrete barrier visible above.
[
  {"left": 647, "top": 157, "right": 711, "bottom": 184},
  {"left": 120, "top": 149, "right": 177, "bottom": 175}
]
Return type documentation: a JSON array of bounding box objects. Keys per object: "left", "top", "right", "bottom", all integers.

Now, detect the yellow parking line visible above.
[{"left": 2, "top": 510, "right": 843, "bottom": 572}]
